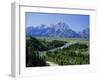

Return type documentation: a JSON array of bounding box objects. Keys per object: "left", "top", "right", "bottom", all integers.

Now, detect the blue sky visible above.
[{"left": 26, "top": 12, "right": 89, "bottom": 32}]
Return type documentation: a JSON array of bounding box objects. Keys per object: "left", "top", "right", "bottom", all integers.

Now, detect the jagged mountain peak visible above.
[
  {"left": 26, "top": 22, "right": 89, "bottom": 38},
  {"left": 79, "top": 28, "right": 89, "bottom": 38},
  {"left": 54, "top": 22, "right": 70, "bottom": 31}
]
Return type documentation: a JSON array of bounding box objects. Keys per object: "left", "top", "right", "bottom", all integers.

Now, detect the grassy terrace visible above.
[{"left": 35, "top": 36, "right": 89, "bottom": 45}]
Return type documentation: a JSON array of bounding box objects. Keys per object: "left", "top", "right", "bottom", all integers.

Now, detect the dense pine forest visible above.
[{"left": 26, "top": 36, "right": 89, "bottom": 67}]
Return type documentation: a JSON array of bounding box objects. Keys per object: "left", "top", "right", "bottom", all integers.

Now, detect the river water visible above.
[
  {"left": 39, "top": 43, "right": 72, "bottom": 56},
  {"left": 49, "top": 43, "right": 72, "bottom": 52}
]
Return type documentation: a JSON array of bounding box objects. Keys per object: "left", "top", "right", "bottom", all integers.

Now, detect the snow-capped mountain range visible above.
[{"left": 26, "top": 22, "right": 89, "bottom": 38}]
